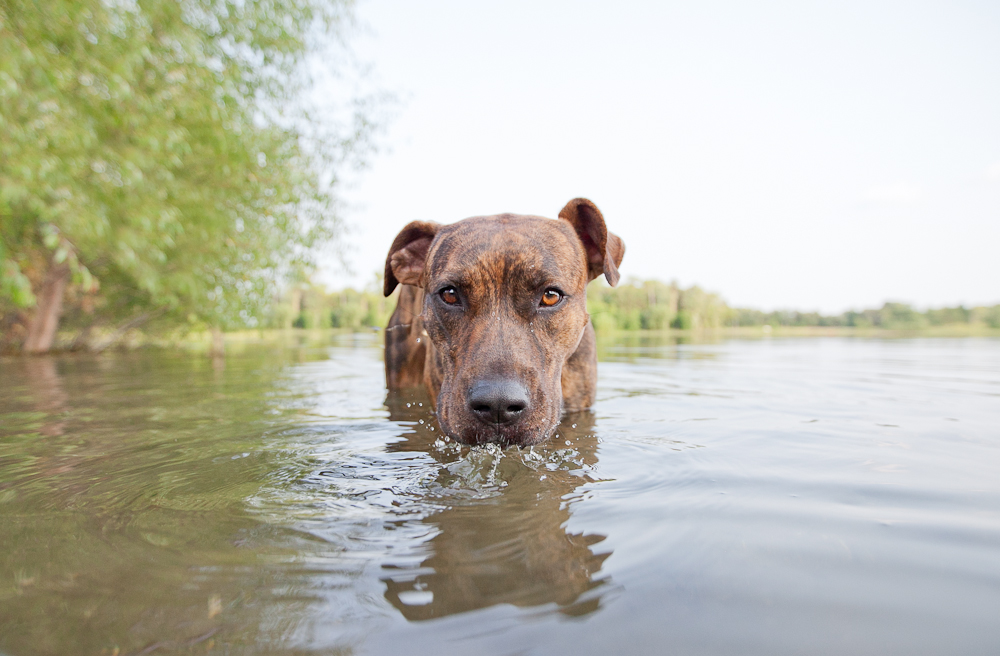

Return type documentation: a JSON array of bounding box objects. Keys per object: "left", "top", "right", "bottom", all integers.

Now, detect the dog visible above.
[{"left": 383, "top": 198, "right": 625, "bottom": 447}]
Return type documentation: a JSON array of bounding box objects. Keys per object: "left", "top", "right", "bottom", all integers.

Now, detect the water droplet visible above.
[{"left": 571, "top": 424, "right": 577, "bottom": 428}]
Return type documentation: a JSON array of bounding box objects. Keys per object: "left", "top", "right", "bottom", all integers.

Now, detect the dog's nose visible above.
[{"left": 467, "top": 379, "right": 530, "bottom": 425}]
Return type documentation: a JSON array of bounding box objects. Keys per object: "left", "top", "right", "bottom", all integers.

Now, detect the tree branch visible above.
[{"left": 92, "top": 306, "right": 169, "bottom": 353}]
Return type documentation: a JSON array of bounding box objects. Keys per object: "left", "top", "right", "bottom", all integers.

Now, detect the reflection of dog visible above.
[
  {"left": 383, "top": 198, "right": 625, "bottom": 446},
  {"left": 381, "top": 406, "right": 611, "bottom": 620}
]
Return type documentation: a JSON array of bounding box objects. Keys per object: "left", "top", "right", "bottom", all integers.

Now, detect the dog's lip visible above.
[{"left": 437, "top": 412, "right": 557, "bottom": 447}]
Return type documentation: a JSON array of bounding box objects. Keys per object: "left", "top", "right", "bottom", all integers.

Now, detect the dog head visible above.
[{"left": 384, "top": 198, "right": 624, "bottom": 446}]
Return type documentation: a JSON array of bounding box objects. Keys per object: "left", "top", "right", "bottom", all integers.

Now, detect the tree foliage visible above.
[
  {"left": 0, "top": 0, "right": 371, "bottom": 349},
  {"left": 271, "top": 276, "right": 392, "bottom": 331}
]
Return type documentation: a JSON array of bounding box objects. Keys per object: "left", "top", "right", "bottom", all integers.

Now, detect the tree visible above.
[{"left": 0, "top": 0, "right": 374, "bottom": 352}]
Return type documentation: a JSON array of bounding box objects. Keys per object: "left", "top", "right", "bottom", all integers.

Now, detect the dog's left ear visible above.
[
  {"left": 558, "top": 198, "right": 625, "bottom": 286},
  {"left": 384, "top": 221, "right": 441, "bottom": 296}
]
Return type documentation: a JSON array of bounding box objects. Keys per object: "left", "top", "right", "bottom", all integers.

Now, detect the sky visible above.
[{"left": 320, "top": 0, "right": 1000, "bottom": 314}]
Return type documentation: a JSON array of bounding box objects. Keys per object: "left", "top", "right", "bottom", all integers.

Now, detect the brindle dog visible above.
[{"left": 383, "top": 198, "right": 625, "bottom": 447}]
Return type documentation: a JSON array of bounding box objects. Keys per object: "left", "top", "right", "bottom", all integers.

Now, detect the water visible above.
[{"left": 1, "top": 334, "right": 998, "bottom": 655}]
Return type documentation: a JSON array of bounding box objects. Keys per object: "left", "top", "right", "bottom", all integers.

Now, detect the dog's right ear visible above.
[{"left": 384, "top": 221, "right": 441, "bottom": 296}]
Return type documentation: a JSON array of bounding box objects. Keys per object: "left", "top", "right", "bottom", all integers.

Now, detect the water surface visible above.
[{"left": 1, "top": 334, "right": 998, "bottom": 655}]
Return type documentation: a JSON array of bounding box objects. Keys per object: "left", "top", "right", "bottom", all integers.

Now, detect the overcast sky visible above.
[{"left": 321, "top": 0, "right": 1000, "bottom": 313}]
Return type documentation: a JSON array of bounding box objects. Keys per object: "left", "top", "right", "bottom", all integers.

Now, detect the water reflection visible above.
[
  {"left": 0, "top": 351, "right": 325, "bottom": 656},
  {"left": 21, "top": 357, "right": 68, "bottom": 436},
  {"left": 3, "top": 337, "right": 1000, "bottom": 654},
  {"left": 593, "top": 330, "right": 732, "bottom": 362},
  {"left": 380, "top": 392, "right": 612, "bottom": 620}
]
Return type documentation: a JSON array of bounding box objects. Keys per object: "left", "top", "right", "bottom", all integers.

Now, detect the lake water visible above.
[{"left": 1, "top": 334, "right": 999, "bottom": 655}]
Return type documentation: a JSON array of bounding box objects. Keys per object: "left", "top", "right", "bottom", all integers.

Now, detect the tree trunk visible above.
[
  {"left": 23, "top": 260, "right": 70, "bottom": 354},
  {"left": 210, "top": 326, "right": 225, "bottom": 357}
]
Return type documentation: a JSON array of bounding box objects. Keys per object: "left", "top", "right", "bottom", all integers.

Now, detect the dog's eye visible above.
[
  {"left": 440, "top": 287, "right": 460, "bottom": 306},
  {"left": 540, "top": 289, "right": 562, "bottom": 307}
]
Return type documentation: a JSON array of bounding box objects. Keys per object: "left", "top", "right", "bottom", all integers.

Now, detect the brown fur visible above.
[{"left": 384, "top": 198, "right": 624, "bottom": 446}]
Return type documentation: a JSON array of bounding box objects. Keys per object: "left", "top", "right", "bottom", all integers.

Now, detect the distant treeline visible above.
[
  {"left": 587, "top": 278, "right": 1000, "bottom": 330},
  {"left": 273, "top": 282, "right": 394, "bottom": 331},
  {"left": 278, "top": 278, "right": 1000, "bottom": 332},
  {"left": 727, "top": 303, "right": 1000, "bottom": 330}
]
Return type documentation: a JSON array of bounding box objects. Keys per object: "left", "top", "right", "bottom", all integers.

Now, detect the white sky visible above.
[{"left": 320, "top": 0, "right": 1000, "bottom": 313}]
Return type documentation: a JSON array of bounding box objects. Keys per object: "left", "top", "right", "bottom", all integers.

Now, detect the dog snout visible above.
[{"left": 467, "top": 379, "right": 531, "bottom": 426}]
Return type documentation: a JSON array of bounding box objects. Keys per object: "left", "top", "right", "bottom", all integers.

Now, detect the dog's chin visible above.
[{"left": 437, "top": 412, "right": 558, "bottom": 448}]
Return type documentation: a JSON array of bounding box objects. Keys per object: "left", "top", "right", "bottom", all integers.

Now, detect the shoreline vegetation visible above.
[
  {"left": 6, "top": 277, "right": 999, "bottom": 354},
  {"left": 24, "top": 324, "right": 1000, "bottom": 358}
]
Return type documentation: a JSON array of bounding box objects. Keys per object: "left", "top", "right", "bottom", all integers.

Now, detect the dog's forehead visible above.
[{"left": 426, "top": 214, "right": 585, "bottom": 284}]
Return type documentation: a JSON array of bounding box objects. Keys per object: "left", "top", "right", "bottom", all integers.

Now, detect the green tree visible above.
[{"left": 0, "top": 0, "right": 374, "bottom": 352}]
